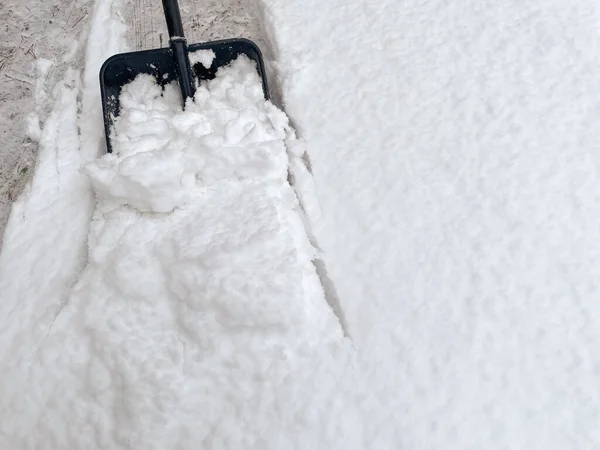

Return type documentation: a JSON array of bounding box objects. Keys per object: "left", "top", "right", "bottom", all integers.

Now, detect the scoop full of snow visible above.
[
  {"left": 87, "top": 56, "right": 288, "bottom": 213},
  {"left": 0, "top": 55, "right": 359, "bottom": 449}
]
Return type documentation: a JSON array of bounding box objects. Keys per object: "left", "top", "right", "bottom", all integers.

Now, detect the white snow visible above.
[
  {"left": 25, "top": 59, "right": 54, "bottom": 144},
  {"left": 4, "top": 0, "right": 600, "bottom": 447},
  {"left": 0, "top": 0, "right": 127, "bottom": 365},
  {"left": 189, "top": 49, "right": 215, "bottom": 69},
  {"left": 258, "top": 0, "right": 600, "bottom": 447},
  {"left": 0, "top": 45, "right": 362, "bottom": 447}
]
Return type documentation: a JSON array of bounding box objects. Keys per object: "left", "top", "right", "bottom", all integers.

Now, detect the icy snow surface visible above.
[
  {"left": 259, "top": 0, "right": 600, "bottom": 448},
  {"left": 0, "top": 53, "right": 365, "bottom": 449}
]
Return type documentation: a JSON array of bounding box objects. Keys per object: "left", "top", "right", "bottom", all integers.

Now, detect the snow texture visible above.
[
  {"left": 259, "top": 0, "right": 600, "bottom": 448},
  {"left": 0, "top": 43, "right": 361, "bottom": 447},
  {"left": 0, "top": 0, "right": 365, "bottom": 447},
  {"left": 5, "top": 0, "right": 600, "bottom": 447},
  {"left": 188, "top": 49, "right": 215, "bottom": 68}
]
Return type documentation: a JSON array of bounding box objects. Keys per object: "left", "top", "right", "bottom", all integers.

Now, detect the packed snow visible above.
[{"left": 0, "top": 0, "right": 94, "bottom": 241}]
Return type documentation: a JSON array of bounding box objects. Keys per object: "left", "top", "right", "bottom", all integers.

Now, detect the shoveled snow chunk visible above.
[
  {"left": 189, "top": 49, "right": 215, "bottom": 69},
  {"left": 88, "top": 56, "right": 287, "bottom": 213}
]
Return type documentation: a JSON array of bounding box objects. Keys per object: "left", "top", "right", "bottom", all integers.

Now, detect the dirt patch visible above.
[
  {"left": 123, "top": 0, "right": 265, "bottom": 52},
  {"left": 0, "top": 0, "right": 92, "bottom": 243}
]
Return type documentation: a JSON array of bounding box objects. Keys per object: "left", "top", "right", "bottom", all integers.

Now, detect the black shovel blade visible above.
[{"left": 99, "top": 38, "right": 270, "bottom": 153}]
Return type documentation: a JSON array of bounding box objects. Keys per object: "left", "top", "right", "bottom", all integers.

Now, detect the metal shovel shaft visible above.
[
  {"left": 161, "top": 0, "right": 185, "bottom": 37},
  {"left": 161, "top": 0, "right": 196, "bottom": 102}
]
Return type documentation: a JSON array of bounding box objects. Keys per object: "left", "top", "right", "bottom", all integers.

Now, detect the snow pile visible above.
[
  {"left": 0, "top": 56, "right": 362, "bottom": 449},
  {"left": 88, "top": 55, "right": 288, "bottom": 212}
]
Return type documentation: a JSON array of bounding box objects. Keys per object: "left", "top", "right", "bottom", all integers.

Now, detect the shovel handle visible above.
[
  {"left": 161, "top": 0, "right": 196, "bottom": 102},
  {"left": 162, "top": 0, "right": 186, "bottom": 39}
]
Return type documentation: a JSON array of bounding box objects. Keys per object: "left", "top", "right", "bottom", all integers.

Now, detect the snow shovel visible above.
[{"left": 99, "top": 0, "right": 270, "bottom": 153}]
